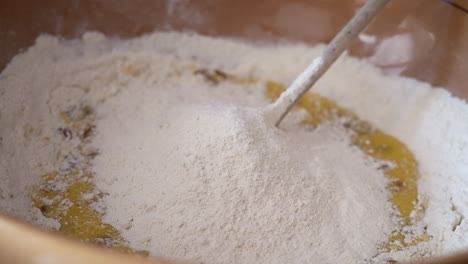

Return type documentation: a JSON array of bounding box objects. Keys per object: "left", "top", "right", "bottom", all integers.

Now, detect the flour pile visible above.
[
  {"left": 95, "top": 100, "right": 393, "bottom": 263},
  {"left": 0, "top": 31, "right": 467, "bottom": 264}
]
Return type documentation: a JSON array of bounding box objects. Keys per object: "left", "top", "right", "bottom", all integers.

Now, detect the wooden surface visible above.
[
  {"left": 413, "top": 251, "right": 468, "bottom": 264},
  {"left": 0, "top": 215, "right": 178, "bottom": 264}
]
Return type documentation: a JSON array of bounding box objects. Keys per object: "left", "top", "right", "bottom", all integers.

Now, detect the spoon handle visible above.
[{"left": 271, "top": 0, "right": 391, "bottom": 126}]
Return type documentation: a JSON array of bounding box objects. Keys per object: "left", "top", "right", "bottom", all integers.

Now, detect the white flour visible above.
[
  {"left": 95, "top": 100, "right": 394, "bottom": 263},
  {"left": 0, "top": 31, "right": 467, "bottom": 264}
]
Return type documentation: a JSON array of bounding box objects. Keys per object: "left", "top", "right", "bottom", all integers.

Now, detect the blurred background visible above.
[{"left": 1, "top": 0, "right": 467, "bottom": 98}]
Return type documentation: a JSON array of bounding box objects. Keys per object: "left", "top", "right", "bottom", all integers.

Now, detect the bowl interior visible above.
[{"left": 1, "top": 0, "right": 467, "bottom": 98}]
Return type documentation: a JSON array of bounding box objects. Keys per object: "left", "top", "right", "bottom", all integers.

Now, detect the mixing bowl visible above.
[{"left": 0, "top": 0, "right": 467, "bottom": 263}]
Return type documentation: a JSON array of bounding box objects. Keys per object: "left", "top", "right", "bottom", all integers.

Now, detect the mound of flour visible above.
[
  {"left": 95, "top": 97, "right": 393, "bottom": 263},
  {"left": 0, "top": 31, "right": 467, "bottom": 264}
]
